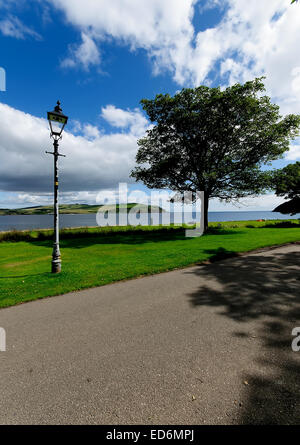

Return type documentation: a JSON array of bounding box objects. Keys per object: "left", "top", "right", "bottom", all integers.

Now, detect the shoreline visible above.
[
  {"left": 0, "top": 212, "right": 300, "bottom": 234},
  {"left": 0, "top": 218, "right": 299, "bottom": 239}
]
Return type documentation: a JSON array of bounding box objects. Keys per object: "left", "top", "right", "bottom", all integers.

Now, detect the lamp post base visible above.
[
  {"left": 52, "top": 243, "right": 61, "bottom": 274},
  {"left": 51, "top": 259, "right": 61, "bottom": 274}
]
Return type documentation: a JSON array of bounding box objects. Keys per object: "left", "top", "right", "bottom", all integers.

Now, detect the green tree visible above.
[
  {"left": 272, "top": 162, "right": 300, "bottom": 215},
  {"left": 131, "top": 78, "right": 300, "bottom": 232},
  {"left": 274, "top": 162, "right": 300, "bottom": 199}
]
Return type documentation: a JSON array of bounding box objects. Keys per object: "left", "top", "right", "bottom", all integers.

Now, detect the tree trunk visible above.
[{"left": 203, "top": 191, "right": 209, "bottom": 233}]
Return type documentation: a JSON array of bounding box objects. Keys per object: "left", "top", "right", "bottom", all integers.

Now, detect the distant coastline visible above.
[{"left": 0, "top": 203, "right": 164, "bottom": 216}]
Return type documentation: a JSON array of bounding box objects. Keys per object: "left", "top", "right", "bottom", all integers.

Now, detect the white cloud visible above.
[
  {"left": 49, "top": 0, "right": 300, "bottom": 117},
  {"left": 50, "top": 0, "right": 195, "bottom": 46},
  {"left": 190, "top": 0, "right": 300, "bottom": 115},
  {"left": 0, "top": 190, "right": 112, "bottom": 208},
  {"left": 61, "top": 32, "right": 100, "bottom": 70},
  {"left": 49, "top": 0, "right": 196, "bottom": 81},
  {"left": 286, "top": 145, "right": 300, "bottom": 161},
  {"left": 82, "top": 124, "right": 101, "bottom": 140},
  {"left": 101, "top": 105, "right": 149, "bottom": 137},
  {"left": 0, "top": 102, "right": 145, "bottom": 194},
  {"left": 0, "top": 14, "right": 41, "bottom": 40},
  {"left": 209, "top": 194, "right": 286, "bottom": 212}
]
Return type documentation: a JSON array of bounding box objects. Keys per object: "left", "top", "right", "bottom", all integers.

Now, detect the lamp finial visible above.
[{"left": 55, "top": 100, "right": 62, "bottom": 113}]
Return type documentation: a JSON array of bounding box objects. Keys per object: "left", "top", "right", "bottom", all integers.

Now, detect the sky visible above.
[{"left": 0, "top": 0, "right": 299, "bottom": 211}]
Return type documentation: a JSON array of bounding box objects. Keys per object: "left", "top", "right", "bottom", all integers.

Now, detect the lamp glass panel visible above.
[{"left": 48, "top": 112, "right": 67, "bottom": 135}]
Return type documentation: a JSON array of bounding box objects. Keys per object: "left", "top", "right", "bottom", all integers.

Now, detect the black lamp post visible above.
[{"left": 46, "top": 101, "right": 68, "bottom": 274}]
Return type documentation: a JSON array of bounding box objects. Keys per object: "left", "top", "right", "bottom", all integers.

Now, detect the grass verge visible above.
[{"left": 0, "top": 220, "right": 299, "bottom": 309}]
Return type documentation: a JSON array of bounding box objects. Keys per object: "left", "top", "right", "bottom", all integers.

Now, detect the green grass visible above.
[
  {"left": 1, "top": 218, "right": 299, "bottom": 243},
  {"left": 0, "top": 220, "right": 299, "bottom": 309}
]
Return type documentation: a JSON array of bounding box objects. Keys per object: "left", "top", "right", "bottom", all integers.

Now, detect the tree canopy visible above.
[
  {"left": 273, "top": 161, "right": 300, "bottom": 200},
  {"left": 131, "top": 78, "right": 300, "bottom": 231},
  {"left": 272, "top": 162, "right": 300, "bottom": 215},
  {"left": 273, "top": 198, "right": 300, "bottom": 215}
]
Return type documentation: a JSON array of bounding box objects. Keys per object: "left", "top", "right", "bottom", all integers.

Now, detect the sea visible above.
[{"left": 0, "top": 211, "right": 299, "bottom": 232}]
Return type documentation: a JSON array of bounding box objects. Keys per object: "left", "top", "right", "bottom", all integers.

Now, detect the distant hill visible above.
[{"left": 0, "top": 203, "right": 164, "bottom": 215}]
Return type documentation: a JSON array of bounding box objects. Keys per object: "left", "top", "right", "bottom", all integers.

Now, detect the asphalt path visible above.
[{"left": 0, "top": 244, "right": 299, "bottom": 424}]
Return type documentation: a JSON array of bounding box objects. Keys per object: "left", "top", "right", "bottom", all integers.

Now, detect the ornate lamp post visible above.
[{"left": 46, "top": 101, "right": 68, "bottom": 273}]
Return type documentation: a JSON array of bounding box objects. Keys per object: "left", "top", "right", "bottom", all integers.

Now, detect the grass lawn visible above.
[{"left": 0, "top": 220, "right": 299, "bottom": 309}]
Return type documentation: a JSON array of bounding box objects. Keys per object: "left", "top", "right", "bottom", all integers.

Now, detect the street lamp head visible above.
[{"left": 47, "top": 100, "right": 68, "bottom": 139}]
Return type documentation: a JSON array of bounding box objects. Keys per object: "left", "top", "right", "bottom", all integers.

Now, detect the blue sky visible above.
[{"left": 0, "top": 0, "right": 299, "bottom": 211}]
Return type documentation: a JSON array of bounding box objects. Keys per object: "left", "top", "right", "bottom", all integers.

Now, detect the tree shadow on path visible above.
[{"left": 185, "top": 247, "right": 300, "bottom": 424}]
